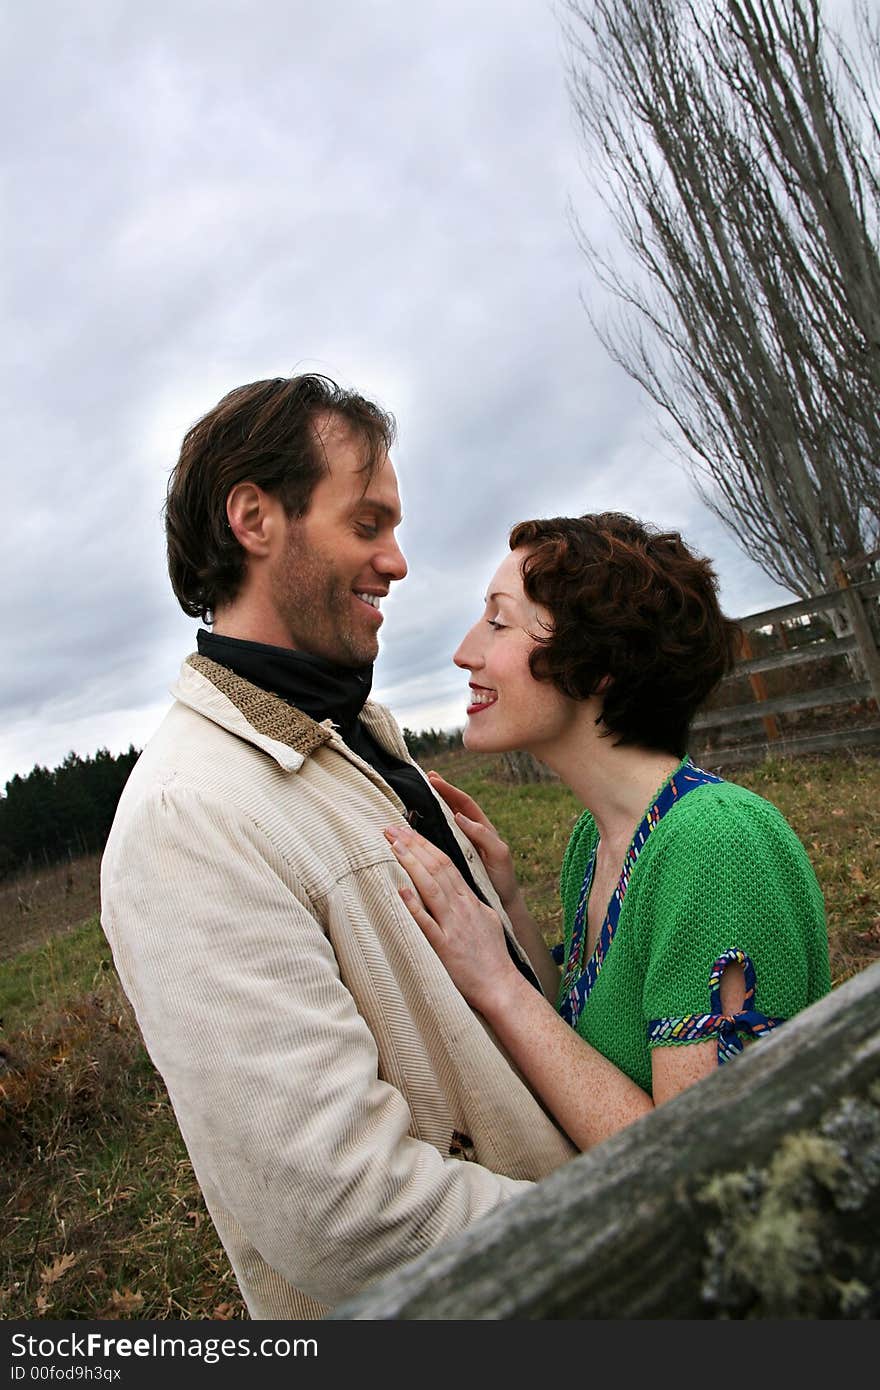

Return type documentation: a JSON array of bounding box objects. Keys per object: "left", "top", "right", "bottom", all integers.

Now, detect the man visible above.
[{"left": 100, "top": 374, "right": 574, "bottom": 1320}]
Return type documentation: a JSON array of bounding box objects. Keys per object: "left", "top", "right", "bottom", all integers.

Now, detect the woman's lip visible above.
[{"left": 467, "top": 687, "right": 497, "bottom": 715}]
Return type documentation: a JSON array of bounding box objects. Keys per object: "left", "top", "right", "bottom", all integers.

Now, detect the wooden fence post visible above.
[
  {"left": 738, "top": 630, "right": 781, "bottom": 742},
  {"left": 500, "top": 751, "right": 557, "bottom": 784},
  {"left": 832, "top": 559, "right": 880, "bottom": 710},
  {"left": 774, "top": 620, "right": 790, "bottom": 651}
]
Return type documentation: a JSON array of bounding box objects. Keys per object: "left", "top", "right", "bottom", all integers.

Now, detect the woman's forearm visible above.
[
  {"left": 480, "top": 967, "right": 654, "bottom": 1150},
  {"left": 387, "top": 819, "right": 655, "bottom": 1146},
  {"left": 504, "top": 889, "right": 562, "bottom": 1002}
]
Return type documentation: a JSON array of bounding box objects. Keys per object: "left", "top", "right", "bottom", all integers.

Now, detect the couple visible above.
[{"left": 101, "top": 373, "right": 830, "bottom": 1320}]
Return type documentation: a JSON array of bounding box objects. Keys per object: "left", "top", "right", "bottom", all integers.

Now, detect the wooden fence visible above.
[{"left": 692, "top": 568, "right": 880, "bottom": 768}]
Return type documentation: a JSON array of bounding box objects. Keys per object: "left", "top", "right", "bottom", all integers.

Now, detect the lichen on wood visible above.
[{"left": 698, "top": 1080, "right": 880, "bottom": 1317}]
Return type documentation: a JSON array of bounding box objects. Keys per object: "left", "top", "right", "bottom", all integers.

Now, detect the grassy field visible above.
[{"left": 1, "top": 751, "right": 878, "bottom": 1320}]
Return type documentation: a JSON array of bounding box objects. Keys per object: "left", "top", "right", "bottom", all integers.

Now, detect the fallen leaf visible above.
[
  {"left": 186, "top": 1210, "right": 203, "bottom": 1229},
  {"left": 831, "top": 808, "right": 845, "bottom": 817},
  {"left": 35, "top": 1294, "right": 50, "bottom": 1314},
  {"left": 856, "top": 921, "right": 880, "bottom": 943},
  {"left": 212, "top": 1302, "right": 234, "bottom": 1320},
  {"left": 101, "top": 1287, "right": 144, "bottom": 1318},
  {"left": 852, "top": 866, "right": 867, "bottom": 883},
  {"left": 40, "top": 1252, "right": 78, "bottom": 1285}
]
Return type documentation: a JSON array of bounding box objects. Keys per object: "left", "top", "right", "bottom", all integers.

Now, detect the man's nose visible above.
[{"left": 377, "top": 535, "right": 408, "bottom": 582}]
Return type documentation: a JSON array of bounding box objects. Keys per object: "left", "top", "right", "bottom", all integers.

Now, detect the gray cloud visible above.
[{"left": 0, "top": 0, "right": 793, "bottom": 785}]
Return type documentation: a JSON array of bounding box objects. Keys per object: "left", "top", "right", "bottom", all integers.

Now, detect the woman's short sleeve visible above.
[{"left": 638, "top": 786, "right": 829, "bottom": 1055}]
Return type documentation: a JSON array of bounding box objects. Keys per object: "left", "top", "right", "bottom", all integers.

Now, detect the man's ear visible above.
[
  {"left": 595, "top": 674, "right": 613, "bottom": 696},
  {"left": 226, "top": 483, "right": 282, "bottom": 558}
]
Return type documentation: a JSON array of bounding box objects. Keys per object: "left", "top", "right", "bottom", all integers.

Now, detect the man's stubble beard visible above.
[{"left": 272, "top": 534, "right": 378, "bottom": 668}]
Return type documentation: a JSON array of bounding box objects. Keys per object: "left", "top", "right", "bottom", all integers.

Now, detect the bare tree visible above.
[{"left": 563, "top": 0, "right": 880, "bottom": 602}]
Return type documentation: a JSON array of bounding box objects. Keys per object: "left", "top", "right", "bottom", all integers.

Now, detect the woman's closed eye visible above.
[{"left": 487, "top": 618, "right": 507, "bottom": 630}]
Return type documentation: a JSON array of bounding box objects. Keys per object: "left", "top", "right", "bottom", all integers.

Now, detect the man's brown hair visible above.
[
  {"left": 165, "top": 374, "right": 396, "bottom": 621},
  {"left": 509, "top": 512, "right": 741, "bottom": 757}
]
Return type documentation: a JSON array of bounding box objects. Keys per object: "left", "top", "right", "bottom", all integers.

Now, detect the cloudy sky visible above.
[{"left": 1, "top": 0, "right": 806, "bottom": 789}]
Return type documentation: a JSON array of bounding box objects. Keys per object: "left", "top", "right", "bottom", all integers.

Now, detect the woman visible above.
[{"left": 384, "top": 513, "right": 830, "bottom": 1150}]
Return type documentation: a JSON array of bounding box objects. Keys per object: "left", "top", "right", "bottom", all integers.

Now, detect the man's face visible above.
[{"left": 270, "top": 414, "right": 407, "bottom": 666}]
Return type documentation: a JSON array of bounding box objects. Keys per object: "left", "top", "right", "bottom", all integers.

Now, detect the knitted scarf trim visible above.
[{"left": 185, "top": 653, "right": 332, "bottom": 758}]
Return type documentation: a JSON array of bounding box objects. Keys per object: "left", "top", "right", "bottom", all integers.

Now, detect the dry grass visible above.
[
  {"left": 0, "top": 854, "right": 102, "bottom": 965},
  {"left": 0, "top": 926, "right": 246, "bottom": 1320},
  {"left": 0, "top": 750, "right": 876, "bottom": 1319},
  {"left": 729, "top": 754, "right": 880, "bottom": 986}
]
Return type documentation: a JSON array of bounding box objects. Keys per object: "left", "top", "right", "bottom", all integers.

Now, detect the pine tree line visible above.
[
  {"left": 0, "top": 747, "right": 141, "bottom": 881},
  {"left": 402, "top": 727, "right": 464, "bottom": 760},
  {"left": 0, "top": 726, "right": 466, "bottom": 881}
]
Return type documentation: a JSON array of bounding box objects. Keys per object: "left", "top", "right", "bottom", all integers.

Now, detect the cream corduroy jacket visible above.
[{"left": 100, "top": 655, "right": 575, "bottom": 1319}]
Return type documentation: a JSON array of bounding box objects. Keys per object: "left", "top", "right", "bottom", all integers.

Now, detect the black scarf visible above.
[{"left": 197, "top": 629, "right": 540, "bottom": 991}]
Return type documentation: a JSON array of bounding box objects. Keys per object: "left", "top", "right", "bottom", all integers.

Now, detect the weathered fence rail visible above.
[
  {"left": 693, "top": 571, "right": 880, "bottom": 768},
  {"left": 331, "top": 959, "right": 880, "bottom": 1320}
]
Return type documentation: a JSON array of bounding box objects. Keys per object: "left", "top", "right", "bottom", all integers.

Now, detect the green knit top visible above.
[{"left": 556, "top": 768, "right": 831, "bottom": 1094}]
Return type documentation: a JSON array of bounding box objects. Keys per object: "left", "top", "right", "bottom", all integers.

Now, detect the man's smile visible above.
[{"left": 354, "top": 589, "right": 385, "bottom": 621}]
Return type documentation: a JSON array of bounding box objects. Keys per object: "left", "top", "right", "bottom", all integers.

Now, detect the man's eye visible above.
[{"left": 357, "top": 522, "right": 379, "bottom": 538}]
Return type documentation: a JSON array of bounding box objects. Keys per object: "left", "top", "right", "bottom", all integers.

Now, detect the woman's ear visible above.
[{"left": 595, "top": 674, "right": 613, "bottom": 696}]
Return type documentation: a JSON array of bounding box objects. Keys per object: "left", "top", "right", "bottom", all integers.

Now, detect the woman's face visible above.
[{"left": 453, "top": 549, "right": 578, "bottom": 756}]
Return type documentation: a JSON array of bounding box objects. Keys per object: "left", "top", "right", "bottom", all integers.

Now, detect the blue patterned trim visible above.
[
  {"left": 647, "top": 947, "right": 786, "bottom": 1064},
  {"left": 557, "top": 759, "right": 723, "bottom": 1030}
]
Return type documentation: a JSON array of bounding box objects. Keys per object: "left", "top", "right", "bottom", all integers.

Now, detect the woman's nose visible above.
[{"left": 453, "top": 621, "right": 481, "bottom": 671}]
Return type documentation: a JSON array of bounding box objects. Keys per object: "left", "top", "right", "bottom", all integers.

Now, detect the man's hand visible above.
[
  {"left": 385, "top": 823, "right": 518, "bottom": 1015},
  {"left": 426, "top": 771, "right": 520, "bottom": 910}
]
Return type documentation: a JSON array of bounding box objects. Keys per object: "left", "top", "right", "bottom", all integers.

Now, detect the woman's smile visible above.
[{"left": 466, "top": 683, "right": 498, "bottom": 715}]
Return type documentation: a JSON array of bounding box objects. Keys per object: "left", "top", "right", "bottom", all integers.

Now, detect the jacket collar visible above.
[
  {"left": 174, "top": 658, "right": 540, "bottom": 983},
  {"left": 195, "top": 628, "right": 374, "bottom": 735},
  {"left": 173, "top": 654, "right": 333, "bottom": 771}
]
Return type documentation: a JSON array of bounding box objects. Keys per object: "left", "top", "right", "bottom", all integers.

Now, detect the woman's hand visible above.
[
  {"left": 384, "top": 823, "right": 519, "bottom": 1015},
  {"left": 384, "top": 827, "right": 657, "bottom": 1152},
  {"left": 426, "top": 771, "right": 520, "bottom": 910},
  {"left": 427, "top": 771, "right": 560, "bottom": 1001}
]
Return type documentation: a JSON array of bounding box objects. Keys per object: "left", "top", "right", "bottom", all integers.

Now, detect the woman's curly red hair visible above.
[{"left": 509, "top": 513, "right": 741, "bottom": 757}]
